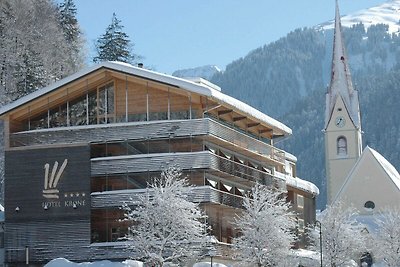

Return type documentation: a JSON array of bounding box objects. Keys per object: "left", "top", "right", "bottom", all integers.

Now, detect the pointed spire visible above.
[{"left": 325, "top": 0, "right": 361, "bottom": 129}]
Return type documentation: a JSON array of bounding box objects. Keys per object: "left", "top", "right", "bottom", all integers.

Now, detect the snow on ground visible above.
[
  {"left": 44, "top": 258, "right": 143, "bottom": 267},
  {"left": 44, "top": 259, "right": 229, "bottom": 267},
  {"left": 193, "top": 263, "right": 227, "bottom": 267}
]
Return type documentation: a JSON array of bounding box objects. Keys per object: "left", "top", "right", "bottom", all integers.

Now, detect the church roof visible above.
[
  {"left": 325, "top": 0, "right": 361, "bottom": 129},
  {"left": 334, "top": 146, "right": 400, "bottom": 202},
  {"left": 368, "top": 147, "right": 400, "bottom": 189}
]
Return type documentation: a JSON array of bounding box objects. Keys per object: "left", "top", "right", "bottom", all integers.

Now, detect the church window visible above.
[
  {"left": 364, "top": 201, "right": 375, "bottom": 210},
  {"left": 337, "top": 136, "right": 347, "bottom": 156}
]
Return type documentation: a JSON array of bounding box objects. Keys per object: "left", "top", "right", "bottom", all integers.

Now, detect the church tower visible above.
[{"left": 325, "top": 0, "right": 363, "bottom": 204}]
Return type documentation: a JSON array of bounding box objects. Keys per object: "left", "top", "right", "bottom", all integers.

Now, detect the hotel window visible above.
[
  {"left": 297, "top": 194, "right": 304, "bottom": 209},
  {"left": 337, "top": 136, "right": 347, "bottom": 156},
  {"left": 98, "top": 82, "right": 115, "bottom": 124},
  {"left": 69, "top": 94, "right": 87, "bottom": 126}
]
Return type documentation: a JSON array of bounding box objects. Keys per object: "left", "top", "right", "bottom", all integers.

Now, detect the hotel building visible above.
[{"left": 0, "top": 62, "right": 318, "bottom": 266}]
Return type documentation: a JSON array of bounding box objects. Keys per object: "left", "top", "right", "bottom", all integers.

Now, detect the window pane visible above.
[
  {"left": 69, "top": 95, "right": 87, "bottom": 126},
  {"left": 30, "top": 112, "right": 47, "bottom": 130},
  {"left": 98, "top": 83, "right": 114, "bottom": 124},
  {"left": 88, "top": 90, "right": 97, "bottom": 125},
  {"left": 49, "top": 104, "right": 67, "bottom": 128}
]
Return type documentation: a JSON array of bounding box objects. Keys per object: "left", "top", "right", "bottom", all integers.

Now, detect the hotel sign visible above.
[
  {"left": 43, "top": 159, "right": 68, "bottom": 199},
  {"left": 5, "top": 145, "right": 91, "bottom": 221}
]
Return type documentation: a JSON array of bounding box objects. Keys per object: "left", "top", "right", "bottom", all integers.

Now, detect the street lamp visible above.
[
  {"left": 315, "top": 220, "right": 323, "bottom": 267},
  {"left": 209, "top": 248, "right": 217, "bottom": 267}
]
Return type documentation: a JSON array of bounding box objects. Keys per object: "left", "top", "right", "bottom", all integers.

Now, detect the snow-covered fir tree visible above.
[
  {"left": 93, "top": 13, "right": 136, "bottom": 64},
  {"left": 0, "top": 0, "right": 86, "bottom": 204},
  {"left": 122, "top": 167, "right": 209, "bottom": 267},
  {"left": 372, "top": 208, "right": 400, "bottom": 266},
  {"left": 0, "top": 0, "right": 85, "bottom": 102},
  {"left": 313, "top": 202, "right": 366, "bottom": 267},
  {"left": 232, "top": 183, "right": 296, "bottom": 267},
  {"left": 57, "top": 0, "right": 85, "bottom": 72}
]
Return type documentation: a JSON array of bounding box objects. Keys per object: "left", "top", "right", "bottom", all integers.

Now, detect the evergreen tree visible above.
[
  {"left": 57, "top": 0, "right": 84, "bottom": 72},
  {"left": 93, "top": 13, "right": 135, "bottom": 64},
  {"left": 0, "top": 0, "right": 86, "bottom": 102},
  {"left": 14, "top": 46, "right": 47, "bottom": 98},
  {"left": 57, "top": 0, "right": 79, "bottom": 44}
]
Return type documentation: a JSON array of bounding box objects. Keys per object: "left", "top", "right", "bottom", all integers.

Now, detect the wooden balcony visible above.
[
  {"left": 9, "top": 118, "right": 285, "bottom": 164},
  {"left": 90, "top": 151, "right": 285, "bottom": 189},
  {"left": 91, "top": 186, "right": 244, "bottom": 209}
]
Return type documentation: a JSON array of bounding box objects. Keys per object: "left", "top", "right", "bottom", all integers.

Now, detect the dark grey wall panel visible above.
[
  {"left": 5, "top": 220, "right": 90, "bottom": 264},
  {"left": 4, "top": 145, "right": 91, "bottom": 264}
]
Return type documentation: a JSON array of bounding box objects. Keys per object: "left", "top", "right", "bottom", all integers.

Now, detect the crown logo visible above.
[{"left": 43, "top": 159, "right": 68, "bottom": 199}]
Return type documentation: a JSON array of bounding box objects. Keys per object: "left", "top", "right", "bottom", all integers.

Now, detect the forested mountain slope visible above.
[
  {"left": 211, "top": 28, "right": 326, "bottom": 119},
  {"left": 211, "top": 24, "right": 400, "bottom": 208}
]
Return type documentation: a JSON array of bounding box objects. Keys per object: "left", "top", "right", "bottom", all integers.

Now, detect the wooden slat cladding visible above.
[
  {"left": 10, "top": 119, "right": 209, "bottom": 147},
  {"left": 90, "top": 151, "right": 280, "bottom": 191},
  {"left": 91, "top": 186, "right": 239, "bottom": 208},
  {"left": 91, "top": 151, "right": 213, "bottom": 176},
  {"left": 9, "top": 117, "right": 284, "bottom": 164}
]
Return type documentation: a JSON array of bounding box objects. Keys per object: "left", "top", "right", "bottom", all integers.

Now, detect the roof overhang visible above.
[{"left": 0, "top": 61, "right": 292, "bottom": 137}]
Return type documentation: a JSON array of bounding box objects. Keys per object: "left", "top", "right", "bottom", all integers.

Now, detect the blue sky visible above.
[{"left": 75, "top": 0, "right": 385, "bottom": 74}]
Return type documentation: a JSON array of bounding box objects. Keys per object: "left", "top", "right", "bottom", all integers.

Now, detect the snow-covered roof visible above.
[
  {"left": 368, "top": 147, "right": 400, "bottom": 190},
  {"left": 285, "top": 152, "right": 297, "bottom": 163},
  {"left": 0, "top": 61, "right": 291, "bottom": 136},
  {"left": 285, "top": 176, "right": 320, "bottom": 196},
  {"left": 334, "top": 146, "right": 400, "bottom": 202}
]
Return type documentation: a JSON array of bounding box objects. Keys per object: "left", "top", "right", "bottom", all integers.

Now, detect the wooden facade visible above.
[{"left": 0, "top": 62, "right": 318, "bottom": 266}]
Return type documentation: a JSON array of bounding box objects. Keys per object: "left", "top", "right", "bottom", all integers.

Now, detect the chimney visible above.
[{"left": 138, "top": 63, "right": 144, "bottom": 68}]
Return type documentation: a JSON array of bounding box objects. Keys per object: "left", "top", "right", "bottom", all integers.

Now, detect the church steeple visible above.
[
  {"left": 324, "top": 0, "right": 363, "bottom": 205},
  {"left": 325, "top": 0, "right": 361, "bottom": 130}
]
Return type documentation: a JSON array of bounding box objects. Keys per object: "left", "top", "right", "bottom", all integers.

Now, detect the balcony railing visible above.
[
  {"left": 91, "top": 186, "right": 244, "bottom": 209},
  {"left": 91, "top": 151, "right": 286, "bottom": 190},
  {"left": 9, "top": 117, "right": 285, "bottom": 163}
]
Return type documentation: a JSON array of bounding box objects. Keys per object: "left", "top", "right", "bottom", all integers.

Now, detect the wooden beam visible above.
[
  {"left": 218, "top": 109, "right": 233, "bottom": 116},
  {"left": 233, "top": 116, "right": 246, "bottom": 122},
  {"left": 258, "top": 129, "right": 273, "bottom": 134},
  {"left": 247, "top": 123, "right": 260, "bottom": 128}
]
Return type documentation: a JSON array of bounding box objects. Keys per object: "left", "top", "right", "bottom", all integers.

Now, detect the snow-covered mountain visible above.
[
  {"left": 172, "top": 65, "right": 221, "bottom": 80},
  {"left": 318, "top": 0, "right": 400, "bottom": 34}
]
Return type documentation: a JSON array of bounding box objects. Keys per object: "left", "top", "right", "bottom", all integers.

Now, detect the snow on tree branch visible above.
[
  {"left": 232, "top": 183, "right": 296, "bottom": 267},
  {"left": 311, "top": 201, "right": 366, "bottom": 267},
  {"left": 122, "top": 167, "right": 210, "bottom": 267},
  {"left": 372, "top": 208, "right": 400, "bottom": 266}
]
